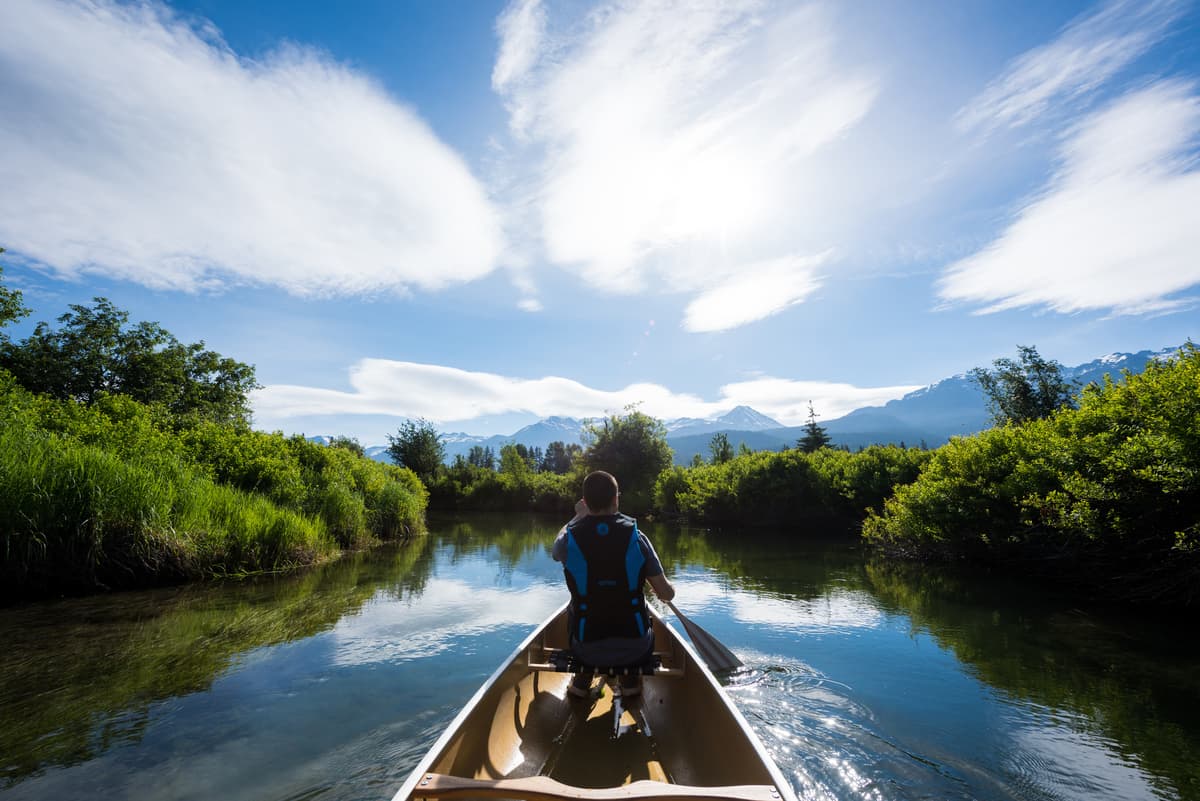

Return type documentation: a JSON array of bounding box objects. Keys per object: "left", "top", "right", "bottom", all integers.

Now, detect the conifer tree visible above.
[{"left": 798, "top": 402, "right": 831, "bottom": 452}]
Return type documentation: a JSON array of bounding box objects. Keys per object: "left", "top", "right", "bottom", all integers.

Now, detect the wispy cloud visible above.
[
  {"left": 0, "top": 0, "right": 502, "bottom": 295},
  {"left": 492, "top": 0, "right": 876, "bottom": 332},
  {"left": 956, "top": 0, "right": 1182, "bottom": 134},
  {"left": 492, "top": 0, "right": 545, "bottom": 97},
  {"left": 940, "top": 81, "right": 1200, "bottom": 315},
  {"left": 682, "top": 253, "right": 829, "bottom": 333},
  {"left": 252, "top": 359, "right": 920, "bottom": 428}
]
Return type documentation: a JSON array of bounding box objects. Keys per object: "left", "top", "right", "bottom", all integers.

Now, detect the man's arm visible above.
[
  {"left": 647, "top": 573, "right": 675, "bottom": 601},
  {"left": 556, "top": 498, "right": 589, "bottom": 538}
]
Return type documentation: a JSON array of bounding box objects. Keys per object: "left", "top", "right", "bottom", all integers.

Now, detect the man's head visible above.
[{"left": 582, "top": 470, "right": 619, "bottom": 513}]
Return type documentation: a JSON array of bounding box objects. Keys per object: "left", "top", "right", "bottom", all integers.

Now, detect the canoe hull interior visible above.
[{"left": 394, "top": 604, "right": 794, "bottom": 801}]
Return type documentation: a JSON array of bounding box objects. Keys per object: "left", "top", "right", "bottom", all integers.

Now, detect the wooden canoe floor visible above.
[{"left": 543, "top": 679, "right": 671, "bottom": 789}]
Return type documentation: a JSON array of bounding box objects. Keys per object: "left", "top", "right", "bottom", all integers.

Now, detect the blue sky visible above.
[{"left": 1, "top": 0, "right": 1198, "bottom": 442}]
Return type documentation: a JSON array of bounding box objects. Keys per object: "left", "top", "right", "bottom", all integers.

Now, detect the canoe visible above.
[{"left": 391, "top": 603, "right": 797, "bottom": 801}]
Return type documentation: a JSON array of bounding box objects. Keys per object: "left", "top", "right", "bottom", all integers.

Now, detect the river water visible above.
[{"left": 1, "top": 515, "right": 1197, "bottom": 801}]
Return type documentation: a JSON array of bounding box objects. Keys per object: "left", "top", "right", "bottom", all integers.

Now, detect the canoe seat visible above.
[
  {"left": 411, "top": 773, "right": 783, "bottom": 801},
  {"left": 549, "top": 649, "right": 659, "bottom": 676},
  {"left": 528, "top": 648, "right": 683, "bottom": 678}
]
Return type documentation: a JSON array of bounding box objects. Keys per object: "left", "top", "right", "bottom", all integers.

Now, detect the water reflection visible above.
[
  {"left": 0, "top": 539, "right": 438, "bottom": 787},
  {"left": 0, "top": 516, "right": 1196, "bottom": 801}
]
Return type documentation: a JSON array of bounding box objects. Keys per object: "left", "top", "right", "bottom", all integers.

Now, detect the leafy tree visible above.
[
  {"left": 969, "top": 345, "right": 1076, "bottom": 425},
  {"left": 500, "top": 443, "right": 532, "bottom": 477},
  {"left": 328, "top": 435, "right": 365, "bottom": 457},
  {"left": 797, "top": 402, "right": 831, "bottom": 452},
  {"left": 386, "top": 418, "right": 444, "bottom": 484},
  {"left": 738, "top": 442, "right": 754, "bottom": 457},
  {"left": 0, "top": 296, "right": 258, "bottom": 423},
  {"left": 0, "top": 249, "right": 30, "bottom": 337},
  {"left": 541, "top": 440, "right": 580, "bottom": 474},
  {"left": 467, "top": 445, "right": 496, "bottom": 470},
  {"left": 709, "top": 431, "right": 734, "bottom": 464},
  {"left": 582, "top": 405, "right": 674, "bottom": 513}
]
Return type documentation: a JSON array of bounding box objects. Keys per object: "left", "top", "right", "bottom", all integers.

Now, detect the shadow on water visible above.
[
  {"left": 861, "top": 559, "right": 1200, "bottom": 801},
  {"left": 0, "top": 536, "right": 437, "bottom": 786}
]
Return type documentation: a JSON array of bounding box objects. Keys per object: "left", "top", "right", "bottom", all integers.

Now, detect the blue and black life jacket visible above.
[{"left": 561, "top": 513, "right": 650, "bottom": 643}]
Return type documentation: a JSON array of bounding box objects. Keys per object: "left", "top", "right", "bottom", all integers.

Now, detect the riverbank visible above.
[
  {"left": 0, "top": 372, "right": 428, "bottom": 603},
  {"left": 864, "top": 345, "right": 1200, "bottom": 608}
]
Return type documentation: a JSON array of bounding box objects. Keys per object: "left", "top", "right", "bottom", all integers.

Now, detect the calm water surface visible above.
[{"left": 1, "top": 515, "right": 1197, "bottom": 801}]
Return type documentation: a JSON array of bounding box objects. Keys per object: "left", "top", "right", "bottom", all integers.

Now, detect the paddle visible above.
[{"left": 665, "top": 600, "right": 743, "bottom": 673}]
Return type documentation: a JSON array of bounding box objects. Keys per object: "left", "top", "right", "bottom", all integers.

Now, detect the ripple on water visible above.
[{"left": 727, "top": 657, "right": 975, "bottom": 801}]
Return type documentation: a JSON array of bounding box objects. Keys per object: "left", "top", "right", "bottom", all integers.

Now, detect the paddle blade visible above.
[{"left": 667, "top": 601, "right": 743, "bottom": 672}]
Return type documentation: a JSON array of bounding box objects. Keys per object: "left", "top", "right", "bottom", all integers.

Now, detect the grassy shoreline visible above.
[{"left": 1, "top": 372, "right": 428, "bottom": 603}]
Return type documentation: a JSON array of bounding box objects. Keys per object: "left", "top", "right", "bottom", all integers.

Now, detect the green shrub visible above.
[
  {"left": 864, "top": 345, "right": 1200, "bottom": 605},
  {"left": 0, "top": 418, "right": 335, "bottom": 599},
  {"left": 654, "top": 445, "right": 930, "bottom": 526},
  {"left": 0, "top": 368, "right": 427, "bottom": 598}
]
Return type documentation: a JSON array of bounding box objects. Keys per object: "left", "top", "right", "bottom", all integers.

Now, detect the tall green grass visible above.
[
  {"left": 0, "top": 371, "right": 429, "bottom": 599},
  {"left": 0, "top": 422, "right": 335, "bottom": 598}
]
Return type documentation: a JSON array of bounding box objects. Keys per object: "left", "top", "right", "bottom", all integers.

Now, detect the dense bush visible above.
[
  {"left": 864, "top": 345, "right": 1200, "bottom": 605},
  {"left": 0, "top": 372, "right": 428, "bottom": 599},
  {"left": 655, "top": 445, "right": 931, "bottom": 526},
  {"left": 0, "top": 415, "right": 334, "bottom": 599},
  {"left": 429, "top": 460, "right": 575, "bottom": 515}
]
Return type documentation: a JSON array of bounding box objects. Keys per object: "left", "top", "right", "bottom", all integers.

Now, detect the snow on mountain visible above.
[
  {"left": 343, "top": 345, "right": 1183, "bottom": 466},
  {"left": 664, "top": 406, "right": 783, "bottom": 438}
]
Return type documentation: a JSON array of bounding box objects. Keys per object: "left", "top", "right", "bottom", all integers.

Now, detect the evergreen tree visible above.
[
  {"left": 467, "top": 445, "right": 495, "bottom": 470},
  {"left": 798, "top": 402, "right": 831, "bottom": 453},
  {"left": 969, "top": 345, "right": 1076, "bottom": 425},
  {"left": 541, "top": 441, "right": 580, "bottom": 474},
  {"left": 709, "top": 432, "right": 734, "bottom": 464}
]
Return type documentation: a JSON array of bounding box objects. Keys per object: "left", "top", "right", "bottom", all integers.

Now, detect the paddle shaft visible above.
[{"left": 665, "top": 600, "right": 743, "bottom": 672}]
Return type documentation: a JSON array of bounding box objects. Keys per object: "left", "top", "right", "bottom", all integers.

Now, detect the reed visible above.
[{"left": 0, "top": 422, "right": 336, "bottom": 599}]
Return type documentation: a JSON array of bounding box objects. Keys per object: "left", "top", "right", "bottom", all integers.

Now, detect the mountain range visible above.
[{"left": 312, "top": 346, "right": 1179, "bottom": 467}]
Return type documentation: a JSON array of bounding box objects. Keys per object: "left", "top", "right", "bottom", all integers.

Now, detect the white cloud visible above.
[
  {"left": 0, "top": 0, "right": 502, "bottom": 295},
  {"left": 683, "top": 253, "right": 829, "bottom": 332},
  {"left": 330, "top": 577, "right": 562, "bottom": 667},
  {"left": 492, "top": 0, "right": 545, "bottom": 95},
  {"left": 956, "top": 0, "right": 1182, "bottom": 134},
  {"left": 492, "top": 0, "right": 876, "bottom": 330},
  {"left": 717, "top": 377, "right": 922, "bottom": 422},
  {"left": 940, "top": 81, "right": 1200, "bottom": 315},
  {"left": 252, "top": 359, "right": 920, "bottom": 429}
]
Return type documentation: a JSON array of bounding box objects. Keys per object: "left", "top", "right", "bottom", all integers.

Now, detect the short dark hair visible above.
[{"left": 582, "top": 470, "right": 619, "bottom": 511}]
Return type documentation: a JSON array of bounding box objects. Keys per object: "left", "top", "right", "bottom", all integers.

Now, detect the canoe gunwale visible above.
[
  {"left": 391, "top": 601, "right": 798, "bottom": 801},
  {"left": 408, "top": 773, "right": 782, "bottom": 801}
]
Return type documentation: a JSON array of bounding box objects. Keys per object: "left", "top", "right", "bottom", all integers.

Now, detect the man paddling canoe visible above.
[{"left": 552, "top": 470, "right": 676, "bottom": 698}]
